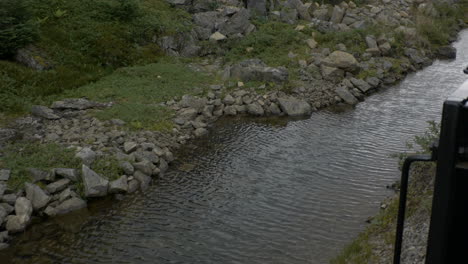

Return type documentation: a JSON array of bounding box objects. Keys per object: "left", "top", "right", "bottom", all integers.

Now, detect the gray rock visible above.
[
  {"left": 335, "top": 86, "right": 358, "bottom": 105},
  {"left": 277, "top": 97, "right": 312, "bottom": 116},
  {"left": 152, "top": 146, "right": 165, "bottom": 157},
  {"left": 379, "top": 42, "right": 391, "bottom": 55},
  {"left": 287, "top": 0, "right": 312, "bottom": 21},
  {"left": 223, "top": 94, "right": 236, "bottom": 105},
  {"left": 81, "top": 165, "right": 109, "bottom": 198},
  {"left": 224, "top": 106, "right": 237, "bottom": 116},
  {"left": 28, "top": 168, "right": 50, "bottom": 182},
  {"left": 366, "top": 77, "right": 381, "bottom": 88},
  {"left": 109, "top": 175, "right": 128, "bottom": 194},
  {"left": 25, "top": 183, "right": 51, "bottom": 211},
  {"left": 134, "top": 151, "right": 159, "bottom": 164},
  {"left": 58, "top": 188, "right": 73, "bottom": 203},
  {"left": 437, "top": 46, "right": 456, "bottom": 59},
  {"left": 127, "top": 179, "right": 139, "bottom": 194},
  {"left": 194, "top": 128, "right": 209, "bottom": 137},
  {"left": 133, "top": 160, "right": 154, "bottom": 176},
  {"left": 54, "top": 168, "right": 79, "bottom": 182},
  {"left": 134, "top": 171, "right": 151, "bottom": 191},
  {"left": 175, "top": 108, "right": 198, "bottom": 124},
  {"left": 330, "top": 5, "right": 345, "bottom": 24},
  {"left": 313, "top": 8, "right": 330, "bottom": 21},
  {"left": 159, "top": 159, "right": 169, "bottom": 174},
  {"left": 51, "top": 98, "right": 107, "bottom": 110},
  {"left": 247, "top": 103, "right": 265, "bottom": 116},
  {"left": 350, "top": 78, "right": 372, "bottom": 93},
  {"left": 124, "top": 142, "right": 138, "bottom": 154},
  {"left": 179, "top": 95, "right": 208, "bottom": 112},
  {"left": 0, "top": 203, "right": 14, "bottom": 214},
  {"left": 219, "top": 8, "right": 252, "bottom": 37},
  {"left": 193, "top": 11, "right": 222, "bottom": 33},
  {"left": 365, "top": 35, "right": 378, "bottom": 49},
  {"left": 119, "top": 161, "right": 134, "bottom": 175},
  {"left": 0, "top": 243, "right": 8, "bottom": 250},
  {"left": 321, "top": 65, "right": 344, "bottom": 82},
  {"left": 54, "top": 197, "right": 87, "bottom": 215},
  {"left": 322, "top": 51, "right": 359, "bottom": 72},
  {"left": 43, "top": 206, "right": 57, "bottom": 217},
  {"left": 75, "top": 147, "right": 96, "bottom": 166},
  {"left": 31, "top": 105, "right": 60, "bottom": 120},
  {"left": 6, "top": 197, "right": 33, "bottom": 233},
  {"left": 46, "top": 179, "right": 70, "bottom": 194},
  {"left": 269, "top": 103, "right": 282, "bottom": 115},
  {"left": 280, "top": 7, "right": 298, "bottom": 24},
  {"left": 2, "top": 194, "right": 17, "bottom": 205},
  {"left": 164, "top": 151, "right": 174, "bottom": 163},
  {"left": 15, "top": 45, "right": 52, "bottom": 71}
]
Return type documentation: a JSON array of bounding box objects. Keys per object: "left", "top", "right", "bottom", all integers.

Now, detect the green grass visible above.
[
  {"left": 0, "top": 142, "right": 81, "bottom": 190},
  {"left": 225, "top": 21, "right": 312, "bottom": 67},
  {"left": 65, "top": 60, "right": 213, "bottom": 131},
  {"left": 92, "top": 155, "right": 123, "bottom": 181},
  {"left": 0, "top": 0, "right": 192, "bottom": 114}
]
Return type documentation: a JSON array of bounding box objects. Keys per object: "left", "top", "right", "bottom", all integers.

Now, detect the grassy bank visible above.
[{"left": 0, "top": 0, "right": 192, "bottom": 114}]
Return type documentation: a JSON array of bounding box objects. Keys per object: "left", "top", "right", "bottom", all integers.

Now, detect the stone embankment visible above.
[{"left": 0, "top": 0, "right": 465, "bottom": 253}]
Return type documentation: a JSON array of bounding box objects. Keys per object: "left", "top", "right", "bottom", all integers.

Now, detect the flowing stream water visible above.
[{"left": 1, "top": 30, "right": 467, "bottom": 264}]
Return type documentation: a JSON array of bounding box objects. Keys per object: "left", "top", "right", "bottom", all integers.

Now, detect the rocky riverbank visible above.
[{"left": 0, "top": 0, "right": 466, "bottom": 253}]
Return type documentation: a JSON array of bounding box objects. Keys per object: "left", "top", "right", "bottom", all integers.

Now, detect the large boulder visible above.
[
  {"left": 25, "top": 183, "right": 51, "bottom": 211},
  {"left": 6, "top": 197, "right": 33, "bottom": 233},
  {"left": 219, "top": 8, "right": 252, "bottom": 37},
  {"left": 277, "top": 97, "right": 312, "bottom": 116},
  {"left": 330, "top": 5, "right": 345, "bottom": 24},
  {"left": 322, "top": 51, "right": 359, "bottom": 72},
  {"left": 81, "top": 165, "right": 109, "bottom": 198}
]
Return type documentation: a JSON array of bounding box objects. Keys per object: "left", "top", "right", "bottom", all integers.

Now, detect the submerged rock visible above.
[{"left": 54, "top": 197, "right": 87, "bottom": 215}]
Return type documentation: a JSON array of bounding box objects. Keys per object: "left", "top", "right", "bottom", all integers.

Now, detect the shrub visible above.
[{"left": 0, "top": 0, "right": 37, "bottom": 58}]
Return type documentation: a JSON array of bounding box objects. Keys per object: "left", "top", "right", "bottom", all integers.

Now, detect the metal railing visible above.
[{"left": 394, "top": 67, "right": 468, "bottom": 264}]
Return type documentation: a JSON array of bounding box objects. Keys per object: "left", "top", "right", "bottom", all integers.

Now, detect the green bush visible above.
[{"left": 0, "top": 0, "right": 37, "bottom": 58}]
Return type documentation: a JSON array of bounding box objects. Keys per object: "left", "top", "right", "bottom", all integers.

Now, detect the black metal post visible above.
[
  {"left": 425, "top": 81, "right": 468, "bottom": 263},
  {"left": 393, "top": 154, "right": 434, "bottom": 264}
]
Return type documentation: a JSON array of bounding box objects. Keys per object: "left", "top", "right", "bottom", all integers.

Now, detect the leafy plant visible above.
[{"left": 0, "top": 0, "right": 38, "bottom": 58}]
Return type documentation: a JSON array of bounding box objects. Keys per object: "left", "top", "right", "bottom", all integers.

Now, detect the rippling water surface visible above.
[{"left": 1, "top": 31, "right": 468, "bottom": 264}]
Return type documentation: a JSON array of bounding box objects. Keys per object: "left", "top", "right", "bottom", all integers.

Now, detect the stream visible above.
[{"left": 1, "top": 30, "right": 467, "bottom": 264}]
